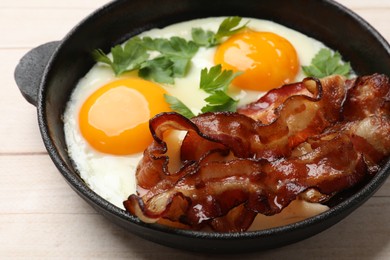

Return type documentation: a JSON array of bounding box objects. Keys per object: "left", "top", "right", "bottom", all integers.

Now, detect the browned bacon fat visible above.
[{"left": 124, "top": 74, "right": 390, "bottom": 232}]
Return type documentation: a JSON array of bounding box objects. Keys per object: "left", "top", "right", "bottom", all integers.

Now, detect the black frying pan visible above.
[{"left": 14, "top": 0, "right": 390, "bottom": 253}]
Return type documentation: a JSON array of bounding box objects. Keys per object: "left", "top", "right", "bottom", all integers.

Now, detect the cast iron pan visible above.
[{"left": 14, "top": 0, "right": 390, "bottom": 253}]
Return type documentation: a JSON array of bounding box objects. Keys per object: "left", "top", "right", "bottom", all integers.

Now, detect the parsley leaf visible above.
[
  {"left": 92, "top": 49, "right": 112, "bottom": 65},
  {"left": 215, "top": 16, "right": 248, "bottom": 42},
  {"left": 139, "top": 56, "right": 174, "bottom": 84},
  {"left": 161, "top": 37, "right": 199, "bottom": 78},
  {"left": 93, "top": 36, "right": 200, "bottom": 83},
  {"left": 141, "top": 36, "right": 199, "bottom": 78},
  {"left": 165, "top": 65, "right": 240, "bottom": 117},
  {"left": 141, "top": 36, "right": 198, "bottom": 59},
  {"left": 163, "top": 37, "right": 199, "bottom": 58},
  {"left": 199, "top": 65, "right": 240, "bottom": 114},
  {"left": 170, "top": 56, "right": 191, "bottom": 78},
  {"left": 201, "top": 91, "right": 238, "bottom": 113},
  {"left": 92, "top": 37, "right": 149, "bottom": 76},
  {"left": 302, "top": 48, "right": 351, "bottom": 78},
  {"left": 192, "top": 16, "right": 248, "bottom": 47},
  {"left": 93, "top": 17, "right": 248, "bottom": 82},
  {"left": 200, "top": 64, "right": 242, "bottom": 93},
  {"left": 191, "top": 28, "right": 216, "bottom": 47},
  {"left": 164, "top": 94, "right": 195, "bottom": 119}
]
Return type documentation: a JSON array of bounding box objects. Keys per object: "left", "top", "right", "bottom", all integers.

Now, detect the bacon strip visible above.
[
  {"left": 182, "top": 76, "right": 348, "bottom": 161},
  {"left": 237, "top": 80, "right": 312, "bottom": 123},
  {"left": 124, "top": 74, "right": 390, "bottom": 232}
]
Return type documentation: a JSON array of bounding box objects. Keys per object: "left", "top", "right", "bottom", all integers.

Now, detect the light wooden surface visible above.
[{"left": 1, "top": 0, "right": 389, "bottom": 258}]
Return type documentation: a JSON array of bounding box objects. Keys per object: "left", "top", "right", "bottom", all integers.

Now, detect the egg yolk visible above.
[
  {"left": 214, "top": 30, "right": 299, "bottom": 91},
  {"left": 79, "top": 78, "right": 171, "bottom": 155}
]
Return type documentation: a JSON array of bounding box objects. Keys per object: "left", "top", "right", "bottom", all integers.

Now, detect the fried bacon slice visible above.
[
  {"left": 184, "top": 76, "right": 347, "bottom": 161},
  {"left": 124, "top": 74, "right": 390, "bottom": 232}
]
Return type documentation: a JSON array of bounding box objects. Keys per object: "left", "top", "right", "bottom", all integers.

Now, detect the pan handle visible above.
[{"left": 14, "top": 41, "right": 60, "bottom": 107}]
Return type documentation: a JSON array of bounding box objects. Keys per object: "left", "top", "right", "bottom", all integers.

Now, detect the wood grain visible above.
[{"left": 1, "top": 0, "right": 389, "bottom": 258}]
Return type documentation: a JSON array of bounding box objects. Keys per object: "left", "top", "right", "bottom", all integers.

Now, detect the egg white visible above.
[{"left": 64, "top": 17, "right": 330, "bottom": 225}]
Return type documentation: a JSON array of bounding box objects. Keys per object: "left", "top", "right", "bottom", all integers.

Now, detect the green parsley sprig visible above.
[
  {"left": 92, "top": 37, "right": 149, "bottom": 76},
  {"left": 141, "top": 36, "right": 199, "bottom": 78},
  {"left": 92, "top": 36, "right": 198, "bottom": 84},
  {"left": 191, "top": 16, "right": 248, "bottom": 47},
  {"left": 163, "top": 94, "right": 196, "bottom": 119},
  {"left": 165, "top": 65, "right": 241, "bottom": 118},
  {"left": 302, "top": 48, "right": 351, "bottom": 78},
  {"left": 199, "top": 65, "right": 241, "bottom": 113},
  {"left": 92, "top": 17, "right": 248, "bottom": 84}
]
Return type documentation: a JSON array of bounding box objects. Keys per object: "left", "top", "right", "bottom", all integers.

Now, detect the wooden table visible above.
[{"left": 1, "top": 0, "right": 389, "bottom": 258}]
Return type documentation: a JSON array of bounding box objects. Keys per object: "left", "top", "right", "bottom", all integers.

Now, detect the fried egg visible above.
[{"left": 64, "top": 17, "right": 331, "bottom": 227}]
